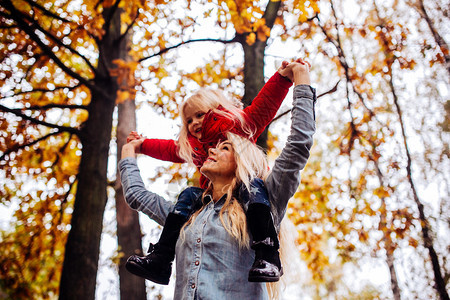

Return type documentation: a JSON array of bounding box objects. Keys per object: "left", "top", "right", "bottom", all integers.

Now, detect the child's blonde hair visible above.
[{"left": 177, "top": 88, "right": 255, "bottom": 164}]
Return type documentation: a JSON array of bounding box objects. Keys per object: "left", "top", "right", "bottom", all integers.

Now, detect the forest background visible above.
[{"left": 0, "top": 0, "right": 448, "bottom": 299}]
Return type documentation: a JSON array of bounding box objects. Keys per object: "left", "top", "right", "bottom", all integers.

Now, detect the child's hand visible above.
[
  {"left": 126, "top": 131, "right": 145, "bottom": 153},
  {"left": 277, "top": 60, "right": 293, "bottom": 82},
  {"left": 127, "top": 131, "right": 144, "bottom": 143}
]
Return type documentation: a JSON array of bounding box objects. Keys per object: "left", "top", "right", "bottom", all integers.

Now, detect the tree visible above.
[
  {"left": 0, "top": 0, "right": 141, "bottom": 298},
  {"left": 285, "top": 0, "right": 449, "bottom": 298},
  {"left": 113, "top": 36, "right": 146, "bottom": 300}
]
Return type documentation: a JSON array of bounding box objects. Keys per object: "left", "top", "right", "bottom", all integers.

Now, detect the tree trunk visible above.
[
  {"left": 379, "top": 199, "right": 402, "bottom": 300},
  {"left": 111, "top": 20, "right": 147, "bottom": 300},
  {"left": 239, "top": 0, "right": 282, "bottom": 150},
  {"left": 386, "top": 248, "right": 402, "bottom": 300},
  {"left": 373, "top": 159, "right": 402, "bottom": 300},
  {"left": 415, "top": 0, "right": 450, "bottom": 77},
  {"left": 115, "top": 99, "right": 147, "bottom": 300},
  {"left": 241, "top": 39, "right": 268, "bottom": 149},
  {"left": 59, "top": 7, "right": 125, "bottom": 300},
  {"left": 59, "top": 84, "right": 116, "bottom": 300},
  {"left": 389, "top": 74, "right": 449, "bottom": 300}
]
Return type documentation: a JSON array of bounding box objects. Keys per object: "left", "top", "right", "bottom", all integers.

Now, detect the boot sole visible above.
[
  {"left": 248, "top": 275, "right": 280, "bottom": 282},
  {"left": 125, "top": 261, "right": 170, "bottom": 285}
]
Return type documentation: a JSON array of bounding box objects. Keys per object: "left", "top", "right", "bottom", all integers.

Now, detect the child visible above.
[{"left": 125, "top": 62, "right": 297, "bottom": 285}]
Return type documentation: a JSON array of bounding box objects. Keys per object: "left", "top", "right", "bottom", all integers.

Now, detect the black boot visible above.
[
  {"left": 125, "top": 212, "right": 187, "bottom": 285},
  {"left": 246, "top": 203, "right": 282, "bottom": 282}
]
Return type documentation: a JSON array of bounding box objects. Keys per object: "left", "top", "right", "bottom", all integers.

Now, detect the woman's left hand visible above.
[{"left": 121, "top": 138, "right": 144, "bottom": 159}]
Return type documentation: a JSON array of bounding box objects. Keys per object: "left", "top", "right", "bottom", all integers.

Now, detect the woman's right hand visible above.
[
  {"left": 289, "top": 58, "right": 311, "bottom": 86},
  {"left": 278, "top": 58, "right": 311, "bottom": 86}
]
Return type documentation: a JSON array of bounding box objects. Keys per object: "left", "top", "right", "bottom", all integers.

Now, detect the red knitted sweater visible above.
[{"left": 140, "top": 72, "right": 292, "bottom": 188}]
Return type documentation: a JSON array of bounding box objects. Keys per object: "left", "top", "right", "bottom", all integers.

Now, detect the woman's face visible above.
[{"left": 200, "top": 140, "right": 237, "bottom": 181}]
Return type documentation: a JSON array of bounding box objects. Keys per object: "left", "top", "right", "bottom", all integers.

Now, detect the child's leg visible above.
[
  {"left": 239, "top": 178, "right": 282, "bottom": 282},
  {"left": 126, "top": 186, "right": 204, "bottom": 285}
]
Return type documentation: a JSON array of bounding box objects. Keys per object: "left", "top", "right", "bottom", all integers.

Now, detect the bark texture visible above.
[
  {"left": 59, "top": 7, "right": 127, "bottom": 300},
  {"left": 238, "top": 0, "right": 282, "bottom": 150},
  {"left": 116, "top": 99, "right": 147, "bottom": 300}
]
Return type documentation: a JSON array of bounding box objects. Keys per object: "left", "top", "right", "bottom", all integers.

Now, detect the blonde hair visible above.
[
  {"left": 177, "top": 88, "right": 255, "bottom": 165},
  {"left": 181, "top": 132, "right": 292, "bottom": 299},
  {"left": 267, "top": 218, "right": 300, "bottom": 299},
  {"left": 182, "top": 132, "right": 268, "bottom": 247}
]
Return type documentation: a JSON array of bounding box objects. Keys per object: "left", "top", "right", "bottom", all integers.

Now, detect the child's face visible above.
[{"left": 184, "top": 103, "right": 206, "bottom": 139}]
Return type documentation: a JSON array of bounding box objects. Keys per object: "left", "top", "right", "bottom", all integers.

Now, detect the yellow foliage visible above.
[
  {"left": 246, "top": 32, "right": 256, "bottom": 45},
  {"left": 310, "top": 0, "right": 320, "bottom": 13},
  {"left": 110, "top": 59, "right": 139, "bottom": 85},
  {"left": 253, "top": 18, "right": 270, "bottom": 41},
  {"left": 76, "top": 110, "right": 89, "bottom": 124},
  {"left": 110, "top": 59, "right": 141, "bottom": 103},
  {"left": 116, "top": 90, "right": 131, "bottom": 104},
  {"left": 373, "top": 186, "right": 390, "bottom": 199},
  {"left": 226, "top": 0, "right": 237, "bottom": 11},
  {"left": 103, "top": 0, "right": 115, "bottom": 7},
  {"left": 0, "top": 172, "right": 73, "bottom": 298},
  {"left": 78, "top": 14, "right": 105, "bottom": 40}
]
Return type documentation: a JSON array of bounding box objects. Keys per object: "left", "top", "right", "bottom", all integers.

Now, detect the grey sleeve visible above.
[
  {"left": 265, "top": 84, "right": 316, "bottom": 226},
  {"left": 118, "top": 157, "right": 174, "bottom": 226}
]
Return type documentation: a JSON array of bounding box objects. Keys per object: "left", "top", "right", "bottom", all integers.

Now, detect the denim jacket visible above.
[{"left": 119, "top": 84, "right": 316, "bottom": 300}]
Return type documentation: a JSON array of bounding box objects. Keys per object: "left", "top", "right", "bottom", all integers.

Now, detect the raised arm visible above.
[
  {"left": 242, "top": 71, "right": 292, "bottom": 138},
  {"left": 119, "top": 141, "right": 174, "bottom": 225},
  {"left": 127, "top": 131, "right": 185, "bottom": 163},
  {"left": 265, "top": 60, "right": 316, "bottom": 226},
  {"left": 140, "top": 138, "right": 185, "bottom": 163}
]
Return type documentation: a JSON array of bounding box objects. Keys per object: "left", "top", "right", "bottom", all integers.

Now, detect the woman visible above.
[{"left": 119, "top": 60, "right": 316, "bottom": 299}]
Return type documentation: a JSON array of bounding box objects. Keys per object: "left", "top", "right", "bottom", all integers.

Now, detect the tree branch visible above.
[
  {"left": 59, "top": 175, "right": 77, "bottom": 225},
  {"left": 0, "top": 10, "right": 14, "bottom": 19},
  {"left": 262, "top": 0, "right": 282, "bottom": 29},
  {"left": 23, "top": 0, "right": 71, "bottom": 23},
  {"left": 270, "top": 80, "right": 340, "bottom": 124},
  {"left": 389, "top": 62, "right": 450, "bottom": 300},
  {"left": 27, "top": 104, "right": 88, "bottom": 110},
  {"left": 95, "top": 0, "right": 105, "bottom": 10},
  {"left": 415, "top": 0, "right": 450, "bottom": 76},
  {"left": 315, "top": 9, "right": 384, "bottom": 128},
  {"left": 0, "top": 130, "right": 61, "bottom": 161},
  {"left": 139, "top": 37, "right": 238, "bottom": 63},
  {"left": 318, "top": 79, "right": 340, "bottom": 98},
  {"left": 118, "top": 9, "right": 139, "bottom": 43},
  {"left": 103, "top": 0, "right": 122, "bottom": 38},
  {"left": 5, "top": 83, "right": 82, "bottom": 98},
  {"left": 0, "top": 104, "right": 80, "bottom": 134},
  {"left": 14, "top": 3, "right": 97, "bottom": 74},
  {"left": 52, "top": 133, "right": 73, "bottom": 167},
  {"left": 2, "top": 0, "right": 99, "bottom": 93},
  {"left": 22, "top": 54, "right": 42, "bottom": 81}
]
